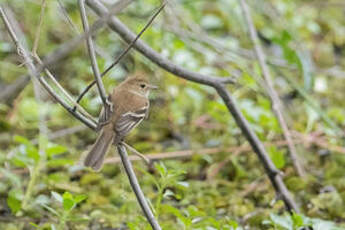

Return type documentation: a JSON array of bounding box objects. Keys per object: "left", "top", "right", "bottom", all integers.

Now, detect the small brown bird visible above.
[{"left": 84, "top": 73, "right": 157, "bottom": 171}]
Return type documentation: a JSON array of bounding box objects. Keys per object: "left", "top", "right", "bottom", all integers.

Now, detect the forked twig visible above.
[
  {"left": 30, "top": 0, "right": 97, "bottom": 124},
  {"left": 32, "top": 0, "right": 46, "bottom": 55},
  {"left": 0, "top": 6, "right": 97, "bottom": 130},
  {"left": 33, "top": 55, "right": 97, "bottom": 123},
  {"left": 74, "top": 2, "right": 166, "bottom": 107},
  {"left": 23, "top": 0, "right": 131, "bottom": 81}
]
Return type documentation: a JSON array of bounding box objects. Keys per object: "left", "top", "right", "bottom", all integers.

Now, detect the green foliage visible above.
[
  {"left": 1, "top": 0, "right": 345, "bottom": 229},
  {"left": 7, "top": 189, "right": 23, "bottom": 214},
  {"left": 263, "top": 212, "right": 343, "bottom": 230},
  {"left": 41, "top": 191, "right": 87, "bottom": 230},
  {"left": 268, "top": 146, "right": 286, "bottom": 169}
]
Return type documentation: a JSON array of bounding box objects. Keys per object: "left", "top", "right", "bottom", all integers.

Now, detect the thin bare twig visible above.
[
  {"left": 74, "top": 2, "right": 166, "bottom": 106},
  {"left": 0, "top": 6, "right": 97, "bottom": 130},
  {"left": 33, "top": 55, "right": 97, "bottom": 123},
  {"left": 29, "top": 0, "right": 97, "bottom": 123},
  {"left": 117, "top": 144, "right": 161, "bottom": 230},
  {"left": 102, "top": 2, "right": 166, "bottom": 78},
  {"left": 239, "top": 0, "right": 305, "bottom": 178},
  {"left": 24, "top": 0, "right": 131, "bottom": 81},
  {"left": 32, "top": 0, "right": 46, "bottom": 55},
  {"left": 57, "top": 0, "right": 114, "bottom": 60},
  {"left": 106, "top": 138, "right": 304, "bottom": 164},
  {"left": 165, "top": 1, "right": 290, "bottom": 69},
  {"left": 57, "top": 0, "right": 80, "bottom": 33}
]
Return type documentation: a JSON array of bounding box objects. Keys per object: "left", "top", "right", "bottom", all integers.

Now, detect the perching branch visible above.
[
  {"left": 74, "top": 2, "right": 166, "bottom": 106},
  {"left": 239, "top": 0, "right": 305, "bottom": 178},
  {"left": 79, "top": 0, "right": 109, "bottom": 110},
  {"left": 117, "top": 144, "right": 162, "bottom": 230},
  {"left": 86, "top": 0, "right": 299, "bottom": 213}
]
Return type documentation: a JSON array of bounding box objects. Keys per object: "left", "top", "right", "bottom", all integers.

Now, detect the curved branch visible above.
[{"left": 85, "top": 0, "right": 236, "bottom": 87}]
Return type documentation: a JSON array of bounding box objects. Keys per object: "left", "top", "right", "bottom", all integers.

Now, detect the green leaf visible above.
[
  {"left": 155, "top": 162, "right": 167, "bottom": 177},
  {"left": 268, "top": 146, "right": 286, "bottom": 169},
  {"left": 291, "top": 212, "right": 304, "bottom": 228},
  {"left": 74, "top": 194, "right": 87, "bottom": 204},
  {"left": 46, "top": 158, "right": 73, "bottom": 167},
  {"left": 29, "top": 223, "right": 39, "bottom": 227},
  {"left": 62, "top": 191, "right": 73, "bottom": 200},
  {"left": 269, "top": 213, "right": 292, "bottom": 230},
  {"left": 163, "top": 204, "right": 191, "bottom": 228},
  {"left": 62, "top": 192, "right": 75, "bottom": 211},
  {"left": 63, "top": 198, "right": 75, "bottom": 212},
  {"left": 46, "top": 144, "right": 67, "bottom": 157},
  {"left": 13, "top": 135, "right": 31, "bottom": 146},
  {"left": 7, "top": 189, "right": 22, "bottom": 214},
  {"left": 26, "top": 147, "right": 40, "bottom": 162}
]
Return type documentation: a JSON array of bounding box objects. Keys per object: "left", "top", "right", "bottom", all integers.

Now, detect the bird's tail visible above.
[{"left": 84, "top": 128, "right": 114, "bottom": 171}]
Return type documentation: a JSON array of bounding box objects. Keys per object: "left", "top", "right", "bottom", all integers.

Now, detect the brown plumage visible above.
[{"left": 84, "top": 74, "right": 156, "bottom": 171}]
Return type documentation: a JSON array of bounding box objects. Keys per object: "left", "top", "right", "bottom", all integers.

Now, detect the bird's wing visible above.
[{"left": 115, "top": 105, "right": 148, "bottom": 138}]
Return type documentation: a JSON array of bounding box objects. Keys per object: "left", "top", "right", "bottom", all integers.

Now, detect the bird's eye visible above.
[{"left": 140, "top": 84, "right": 146, "bottom": 88}]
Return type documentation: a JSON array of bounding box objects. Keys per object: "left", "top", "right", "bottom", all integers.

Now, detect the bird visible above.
[{"left": 83, "top": 73, "right": 157, "bottom": 171}]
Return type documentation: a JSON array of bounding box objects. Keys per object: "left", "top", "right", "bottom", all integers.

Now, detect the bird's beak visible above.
[{"left": 148, "top": 84, "right": 158, "bottom": 90}]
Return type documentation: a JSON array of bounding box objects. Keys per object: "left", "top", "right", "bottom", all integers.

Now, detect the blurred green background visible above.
[{"left": 1, "top": 0, "right": 345, "bottom": 229}]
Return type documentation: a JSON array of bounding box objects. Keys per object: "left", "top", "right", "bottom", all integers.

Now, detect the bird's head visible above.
[{"left": 123, "top": 73, "right": 157, "bottom": 97}]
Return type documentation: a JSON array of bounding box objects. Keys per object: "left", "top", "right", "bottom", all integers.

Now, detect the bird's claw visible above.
[
  {"left": 106, "top": 99, "right": 113, "bottom": 113},
  {"left": 96, "top": 120, "right": 111, "bottom": 131}
]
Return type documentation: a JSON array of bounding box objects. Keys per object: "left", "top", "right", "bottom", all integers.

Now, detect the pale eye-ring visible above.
[{"left": 140, "top": 84, "right": 146, "bottom": 88}]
